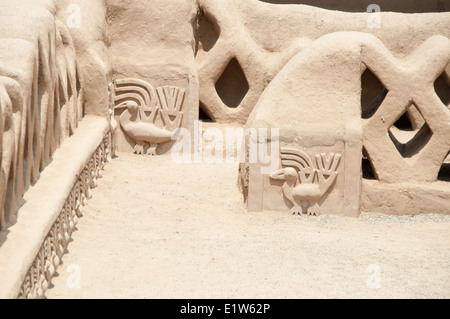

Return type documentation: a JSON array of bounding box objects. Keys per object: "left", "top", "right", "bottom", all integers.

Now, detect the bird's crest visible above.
[
  {"left": 111, "top": 79, "right": 184, "bottom": 131},
  {"left": 280, "top": 148, "right": 341, "bottom": 185}
]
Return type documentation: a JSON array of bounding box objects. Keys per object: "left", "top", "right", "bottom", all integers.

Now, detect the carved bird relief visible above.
[
  {"left": 111, "top": 79, "right": 185, "bottom": 155},
  {"left": 270, "top": 148, "right": 341, "bottom": 216}
]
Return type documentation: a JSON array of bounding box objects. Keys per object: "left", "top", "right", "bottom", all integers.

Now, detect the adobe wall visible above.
[
  {"left": 0, "top": 0, "right": 448, "bottom": 299},
  {"left": 196, "top": 0, "right": 450, "bottom": 124},
  {"left": 106, "top": 0, "right": 199, "bottom": 155}
]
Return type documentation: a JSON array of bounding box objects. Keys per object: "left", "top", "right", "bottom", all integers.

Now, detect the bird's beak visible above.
[{"left": 269, "top": 168, "right": 286, "bottom": 180}]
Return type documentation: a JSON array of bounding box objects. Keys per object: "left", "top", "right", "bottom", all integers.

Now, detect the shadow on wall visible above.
[{"left": 258, "top": 0, "right": 449, "bottom": 13}]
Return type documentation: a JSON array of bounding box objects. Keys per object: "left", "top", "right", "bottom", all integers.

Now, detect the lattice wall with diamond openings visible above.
[{"left": 360, "top": 36, "right": 450, "bottom": 183}]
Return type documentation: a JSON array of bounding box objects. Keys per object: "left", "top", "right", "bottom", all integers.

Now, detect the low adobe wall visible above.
[
  {"left": 0, "top": 0, "right": 112, "bottom": 299},
  {"left": 0, "top": 116, "right": 110, "bottom": 299}
]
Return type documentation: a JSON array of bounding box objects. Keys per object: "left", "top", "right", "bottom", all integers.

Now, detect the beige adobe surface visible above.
[{"left": 46, "top": 153, "right": 450, "bottom": 298}]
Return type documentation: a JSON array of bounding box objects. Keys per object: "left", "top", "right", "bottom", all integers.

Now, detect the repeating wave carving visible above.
[{"left": 0, "top": 21, "right": 84, "bottom": 229}]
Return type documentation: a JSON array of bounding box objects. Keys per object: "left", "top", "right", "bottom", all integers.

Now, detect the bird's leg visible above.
[
  {"left": 307, "top": 202, "right": 320, "bottom": 216},
  {"left": 133, "top": 140, "right": 145, "bottom": 155},
  {"left": 146, "top": 143, "right": 157, "bottom": 156},
  {"left": 289, "top": 204, "right": 302, "bottom": 215}
]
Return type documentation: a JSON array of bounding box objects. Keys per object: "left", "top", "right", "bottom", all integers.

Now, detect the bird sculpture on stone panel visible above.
[
  {"left": 270, "top": 148, "right": 341, "bottom": 216},
  {"left": 117, "top": 101, "right": 174, "bottom": 155},
  {"left": 112, "top": 80, "right": 184, "bottom": 156}
]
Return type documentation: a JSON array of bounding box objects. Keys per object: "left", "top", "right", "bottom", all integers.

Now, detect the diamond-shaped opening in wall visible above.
[
  {"left": 199, "top": 101, "right": 214, "bottom": 122},
  {"left": 438, "top": 152, "right": 450, "bottom": 182},
  {"left": 215, "top": 58, "right": 249, "bottom": 109},
  {"left": 393, "top": 112, "right": 413, "bottom": 130},
  {"left": 195, "top": 11, "right": 220, "bottom": 55},
  {"left": 362, "top": 146, "right": 377, "bottom": 180},
  {"left": 393, "top": 103, "right": 425, "bottom": 131},
  {"left": 434, "top": 69, "right": 450, "bottom": 107},
  {"left": 361, "top": 68, "right": 388, "bottom": 119},
  {"left": 388, "top": 103, "right": 433, "bottom": 158}
]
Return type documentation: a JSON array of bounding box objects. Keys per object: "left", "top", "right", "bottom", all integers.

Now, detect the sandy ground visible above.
[{"left": 45, "top": 152, "right": 450, "bottom": 299}]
